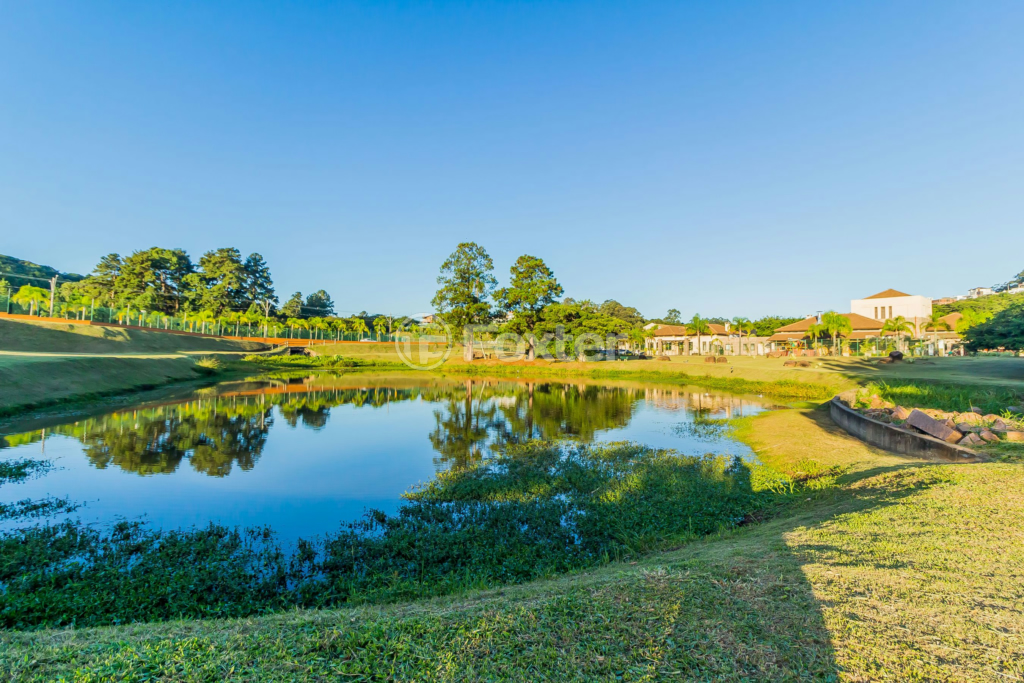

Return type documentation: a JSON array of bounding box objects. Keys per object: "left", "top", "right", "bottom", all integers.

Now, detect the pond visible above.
[{"left": 0, "top": 372, "right": 775, "bottom": 541}]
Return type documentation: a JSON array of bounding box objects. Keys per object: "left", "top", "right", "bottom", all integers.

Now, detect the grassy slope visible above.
[
  {"left": 3, "top": 405, "right": 1022, "bottom": 681},
  {"left": 0, "top": 319, "right": 268, "bottom": 415},
  {"left": 0, "top": 319, "right": 268, "bottom": 354}
]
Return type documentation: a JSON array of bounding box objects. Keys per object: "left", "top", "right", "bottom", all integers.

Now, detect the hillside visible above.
[
  {"left": 936, "top": 290, "right": 1024, "bottom": 317},
  {"left": 0, "top": 318, "right": 268, "bottom": 354},
  {"left": 0, "top": 254, "right": 85, "bottom": 289}
]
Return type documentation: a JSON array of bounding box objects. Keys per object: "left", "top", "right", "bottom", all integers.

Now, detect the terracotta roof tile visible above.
[{"left": 863, "top": 288, "right": 912, "bottom": 299}]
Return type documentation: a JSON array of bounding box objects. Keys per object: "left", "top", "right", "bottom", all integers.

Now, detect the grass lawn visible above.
[
  {"left": 0, "top": 355, "right": 205, "bottom": 416},
  {"left": 0, "top": 319, "right": 270, "bottom": 416},
  {"left": 2, "top": 405, "right": 1022, "bottom": 681},
  {"left": 0, "top": 319, "right": 268, "bottom": 355}
]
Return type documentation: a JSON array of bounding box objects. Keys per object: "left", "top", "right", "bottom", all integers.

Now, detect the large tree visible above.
[
  {"left": 280, "top": 292, "right": 304, "bottom": 318},
  {"left": 431, "top": 243, "right": 497, "bottom": 360},
  {"left": 242, "top": 253, "right": 276, "bottom": 309},
  {"left": 116, "top": 247, "right": 194, "bottom": 313},
  {"left": 187, "top": 248, "right": 248, "bottom": 315},
  {"left": 304, "top": 289, "right": 335, "bottom": 317},
  {"left": 494, "top": 254, "right": 563, "bottom": 341},
  {"left": 83, "top": 253, "right": 123, "bottom": 305}
]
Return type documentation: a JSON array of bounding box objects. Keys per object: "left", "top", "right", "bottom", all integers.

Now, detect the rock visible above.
[
  {"left": 983, "top": 414, "right": 1001, "bottom": 422},
  {"left": 991, "top": 418, "right": 1008, "bottom": 431},
  {"left": 1004, "top": 431, "right": 1024, "bottom": 443},
  {"left": 889, "top": 350, "right": 904, "bottom": 361},
  {"left": 864, "top": 410, "right": 892, "bottom": 423},
  {"left": 892, "top": 405, "right": 911, "bottom": 420},
  {"left": 957, "top": 412, "right": 983, "bottom": 425},
  {"left": 979, "top": 430, "right": 1000, "bottom": 443},
  {"left": 970, "top": 407, "right": 983, "bottom": 414},
  {"left": 944, "top": 418, "right": 957, "bottom": 430},
  {"left": 960, "top": 433, "right": 984, "bottom": 447},
  {"left": 1007, "top": 406, "right": 1023, "bottom": 414},
  {"left": 907, "top": 409, "right": 963, "bottom": 443},
  {"left": 955, "top": 423, "right": 976, "bottom": 434}
]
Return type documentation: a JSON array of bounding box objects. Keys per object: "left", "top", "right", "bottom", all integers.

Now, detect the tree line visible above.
[
  {"left": 0, "top": 247, "right": 399, "bottom": 339},
  {"left": 428, "top": 242, "right": 804, "bottom": 359}
]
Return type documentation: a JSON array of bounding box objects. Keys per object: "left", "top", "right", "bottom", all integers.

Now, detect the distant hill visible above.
[
  {"left": 0, "top": 254, "right": 86, "bottom": 290},
  {"left": 935, "top": 290, "right": 1024, "bottom": 317}
]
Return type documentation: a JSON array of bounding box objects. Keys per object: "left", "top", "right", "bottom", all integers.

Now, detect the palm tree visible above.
[
  {"left": 922, "top": 311, "right": 952, "bottom": 355},
  {"left": 732, "top": 317, "right": 755, "bottom": 355},
  {"left": 331, "top": 319, "right": 349, "bottom": 341},
  {"left": 688, "top": 314, "right": 711, "bottom": 356},
  {"left": 286, "top": 317, "right": 309, "bottom": 340},
  {"left": 351, "top": 318, "right": 370, "bottom": 340},
  {"left": 804, "top": 322, "right": 825, "bottom": 351},
  {"left": 12, "top": 285, "right": 50, "bottom": 317},
  {"left": 373, "top": 316, "right": 387, "bottom": 340},
  {"left": 821, "top": 311, "right": 853, "bottom": 356},
  {"left": 881, "top": 315, "right": 915, "bottom": 353},
  {"left": 193, "top": 310, "right": 215, "bottom": 335}
]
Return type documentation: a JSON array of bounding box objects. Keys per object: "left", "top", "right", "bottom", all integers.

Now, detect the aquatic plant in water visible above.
[{"left": 0, "top": 441, "right": 793, "bottom": 630}]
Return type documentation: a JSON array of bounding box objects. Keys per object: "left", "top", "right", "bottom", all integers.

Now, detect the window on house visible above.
[
  {"left": 874, "top": 307, "right": 878, "bottom": 319},
  {"left": 889, "top": 306, "right": 893, "bottom": 318}
]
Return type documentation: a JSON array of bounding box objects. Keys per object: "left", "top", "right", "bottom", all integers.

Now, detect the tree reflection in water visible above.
[{"left": 0, "top": 378, "right": 725, "bottom": 478}]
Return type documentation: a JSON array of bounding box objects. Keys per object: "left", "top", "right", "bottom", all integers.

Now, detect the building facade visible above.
[
  {"left": 850, "top": 288, "right": 932, "bottom": 323},
  {"left": 643, "top": 323, "right": 770, "bottom": 356}
]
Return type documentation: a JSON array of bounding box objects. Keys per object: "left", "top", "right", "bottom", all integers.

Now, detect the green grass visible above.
[
  {"left": 0, "top": 318, "right": 268, "bottom": 354},
  {"left": 0, "top": 355, "right": 206, "bottom": 416},
  {"left": 3, "top": 443, "right": 1021, "bottom": 680},
  {"left": 859, "top": 379, "right": 1023, "bottom": 415},
  {"left": 438, "top": 362, "right": 840, "bottom": 400},
  {"left": 0, "top": 319, "right": 274, "bottom": 416}
]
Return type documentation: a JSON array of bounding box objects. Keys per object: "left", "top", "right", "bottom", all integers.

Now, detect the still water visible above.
[{"left": 1, "top": 373, "right": 774, "bottom": 541}]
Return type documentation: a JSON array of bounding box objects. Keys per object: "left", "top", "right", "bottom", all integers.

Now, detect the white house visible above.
[
  {"left": 850, "top": 289, "right": 932, "bottom": 324},
  {"left": 968, "top": 287, "right": 994, "bottom": 298}
]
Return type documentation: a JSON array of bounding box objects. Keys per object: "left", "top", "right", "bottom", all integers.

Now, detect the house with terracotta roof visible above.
[
  {"left": 767, "top": 310, "right": 964, "bottom": 356},
  {"left": 767, "top": 313, "right": 884, "bottom": 349},
  {"left": 642, "top": 322, "right": 770, "bottom": 356}
]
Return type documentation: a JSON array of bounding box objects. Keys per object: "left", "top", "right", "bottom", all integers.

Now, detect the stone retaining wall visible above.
[{"left": 829, "top": 394, "right": 985, "bottom": 462}]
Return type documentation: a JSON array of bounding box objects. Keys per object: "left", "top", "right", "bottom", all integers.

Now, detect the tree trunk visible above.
[
  {"left": 527, "top": 335, "right": 536, "bottom": 361},
  {"left": 464, "top": 328, "right": 475, "bottom": 362}
]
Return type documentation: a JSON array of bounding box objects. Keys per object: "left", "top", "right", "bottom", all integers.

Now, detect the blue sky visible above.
[{"left": 2, "top": 1, "right": 1022, "bottom": 319}]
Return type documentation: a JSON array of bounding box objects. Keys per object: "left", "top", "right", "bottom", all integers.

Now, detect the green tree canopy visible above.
[
  {"left": 665, "top": 308, "right": 681, "bottom": 324},
  {"left": 597, "top": 300, "right": 644, "bottom": 327},
  {"left": 494, "top": 254, "right": 563, "bottom": 334},
  {"left": 752, "top": 315, "right": 802, "bottom": 337},
  {"left": 964, "top": 303, "right": 1024, "bottom": 351},
  {"left": 280, "top": 292, "right": 303, "bottom": 318},
  {"left": 431, "top": 242, "right": 497, "bottom": 329},
  {"left": 304, "top": 289, "right": 335, "bottom": 317},
  {"left": 242, "top": 253, "right": 276, "bottom": 309}
]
